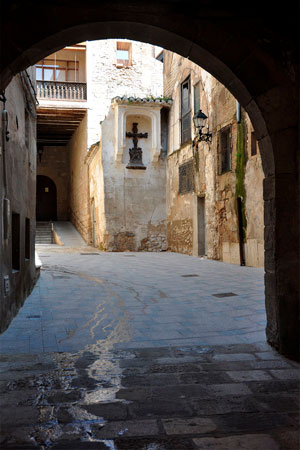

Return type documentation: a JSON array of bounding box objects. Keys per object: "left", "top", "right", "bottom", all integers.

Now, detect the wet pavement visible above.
[{"left": 0, "top": 247, "right": 299, "bottom": 449}]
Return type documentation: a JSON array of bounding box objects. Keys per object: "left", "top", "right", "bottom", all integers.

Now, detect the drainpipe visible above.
[
  {"left": 237, "top": 197, "right": 246, "bottom": 266},
  {"left": 236, "top": 101, "right": 241, "bottom": 124}
]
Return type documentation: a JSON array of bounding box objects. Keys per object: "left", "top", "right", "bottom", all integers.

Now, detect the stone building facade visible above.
[
  {"left": 0, "top": 68, "right": 37, "bottom": 330},
  {"left": 87, "top": 96, "right": 170, "bottom": 251},
  {"left": 36, "top": 40, "right": 164, "bottom": 245},
  {"left": 164, "top": 51, "right": 264, "bottom": 267}
]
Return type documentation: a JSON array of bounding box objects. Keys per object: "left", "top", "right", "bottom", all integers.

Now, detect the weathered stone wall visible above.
[
  {"left": 165, "top": 51, "right": 264, "bottom": 267},
  {"left": 86, "top": 40, "right": 163, "bottom": 147},
  {"left": 87, "top": 142, "right": 104, "bottom": 248},
  {"left": 67, "top": 114, "right": 90, "bottom": 243},
  {"left": 88, "top": 101, "right": 167, "bottom": 252},
  {"left": 37, "top": 146, "right": 70, "bottom": 220},
  {"left": 56, "top": 40, "right": 164, "bottom": 244},
  {"left": 0, "top": 69, "right": 37, "bottom": 331}
]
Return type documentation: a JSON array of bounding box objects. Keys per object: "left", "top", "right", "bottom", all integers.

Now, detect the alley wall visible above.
[
  {"left": 67, "top": 114, "right": 90, "bottom": 243},
  {"left": 165, "top": 51, "right": 264, "bottom": 267},
  {"left": 0, "top": 69, "right": 37, "bottom": 331}
]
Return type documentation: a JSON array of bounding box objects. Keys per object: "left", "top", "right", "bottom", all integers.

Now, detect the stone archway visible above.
[{"left": 0, "top": 1, "right": 298, "bottom": 359}]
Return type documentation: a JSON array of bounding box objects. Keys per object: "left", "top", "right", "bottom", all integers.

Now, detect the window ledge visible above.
[{"left": 168, "top": 140, "right": 193, "bottom": 157}]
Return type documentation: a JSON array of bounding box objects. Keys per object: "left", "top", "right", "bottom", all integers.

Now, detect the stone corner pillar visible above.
[{"left": 264, "top": 162, "right": 300, "bottom": 361}]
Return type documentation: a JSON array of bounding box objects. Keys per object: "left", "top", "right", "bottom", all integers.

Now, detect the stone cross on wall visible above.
[{"left": 126, "top": 122, "right": 148, "bottom": 169}]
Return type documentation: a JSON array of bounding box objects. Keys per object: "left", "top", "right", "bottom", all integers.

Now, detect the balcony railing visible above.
[{"left": 37, "top": 80, "right": 87, "bottom": 101}]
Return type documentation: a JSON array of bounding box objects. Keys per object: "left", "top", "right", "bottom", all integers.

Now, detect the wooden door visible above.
[{"left": 36, "top": 175, "right": 57, "bottom": 221}]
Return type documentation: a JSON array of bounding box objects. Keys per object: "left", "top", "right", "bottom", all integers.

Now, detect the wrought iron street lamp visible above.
[{"left": 193, "top": 109, "right": 212, "bottom": 143}]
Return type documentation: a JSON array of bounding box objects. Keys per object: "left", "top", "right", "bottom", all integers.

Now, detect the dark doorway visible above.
[
  {"left": 197, "top": 196, "right": 206, "bottom": 256},
  {"left": 36, "top": 175, "right": 57, "bottom": 221}
]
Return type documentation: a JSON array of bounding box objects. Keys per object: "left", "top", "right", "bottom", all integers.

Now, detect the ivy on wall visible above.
[{"left": 235, "top": 118, "right": 248, "bottom": 241}]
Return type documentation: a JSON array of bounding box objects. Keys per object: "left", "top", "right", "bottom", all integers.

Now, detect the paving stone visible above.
[
  {"left": 116, "top": 387, "right": 150, "bottom": 401},
  {"left": 147, "top": 363, "right": 202, "bottom": 374},
  {"left": 199, "top": 361, "right": 260, "bottom": 371},
  {"left": 214, "top": 411, "right": 294, "bottom": 434},
  {"left": 93, "top": 419, "right": 159, "bottom": 438},
  {"left": 193, "top": 433, "right": 280, "bottom": 449},
  {"left": 206, "top": 383, "right": 252, "bottom": 396},
  {"left": 248, "top": 360, "right": 294, "bottom": 370},
  {"left": 162, "top": 417, "right": 217, "bottom": 434},
  {"left": 82, "top": 402, "right": 128, "bottom": 420},
  {"left": 247, "top": 379, "right": 299, "bottom": 395},
  {"left": 255, "top": 351, "right": 284, "bottom": 360},
  {"left": 178, "top": 370, "right": 231, "bottom": 385},
  {"left": 156, "top": 355, "right": 206, "bottom": 364},
  {"left": 212, "top": 353, "right": 256, "bottom": 361},
  {"left": 128, "top": 398, "right": 193, "bottom": 418},
  {"left": 0, "top": 407, "right": 39, "bottom": 429},
  {"left": 191, "top": 396, "right": 262, "bottom": 415},
  {"left": 122, "top": 373, "right": 180, "bottom": 387},
  {"left": 0, "top": 254, "right": 268, "bottom": 354},
  {"left": 51, "top": 442, "right": 110, "bottom": 449},
  {"left": 151, "top": 383, "right": 207, "bottom": 399},
  {"left": 210, "top": 344, "right": 259, "bottom": 354},
  {"left": 0, "top": 252, "right": 298, "bottom": 449},
  {"left": 114, "top": 437, "right": 195, "bottom": 450},
  {"left": 270, "top": 369, "right": 300, "bottom": 380},
  {"left": 226, "top": 370, "right": 273, "bottom": 382},
  {"left": 47, "top": 390, "right": 82, "bottom": 404},
  {"left": 254, "top": 394, "right": 299, "bottom": 413},
  {"left": 56, "top": 407, "right": 74, "bottom": 424}
]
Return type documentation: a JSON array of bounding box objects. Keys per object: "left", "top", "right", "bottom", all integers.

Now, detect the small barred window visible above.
[{"left": 179, "top": 160, "right": 194, "bottom": 194}]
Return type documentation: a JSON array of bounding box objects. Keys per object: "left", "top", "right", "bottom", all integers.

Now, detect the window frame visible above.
[
  {"left": 179, "top": 159, "right": 195, "bottom": 194},
  {"left": 181, "top": 76, "right": 192, "bottom": 145},
  {"left": 251, "top": 131, "right": 258, "bottom": 156},
  {"left": 219, "top": 126, "right": 232, "bottom": 175},
  {"left": 36, "top": 59, "right": 79, "bottom": 82},
  {"left": 116, "top": 42, "right": 132, "bottom": 67},
  {"left": 193, "top": 81, "right": 200, "bottom": 116}
]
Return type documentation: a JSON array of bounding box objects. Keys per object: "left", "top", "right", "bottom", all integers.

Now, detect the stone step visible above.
[{"left": 35, "top": 221, "right": 53, "bottom": 244}]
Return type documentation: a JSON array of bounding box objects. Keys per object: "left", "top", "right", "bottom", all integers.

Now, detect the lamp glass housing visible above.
[{"left": 193, "top": 109, "right": 208, "bottom": 130}]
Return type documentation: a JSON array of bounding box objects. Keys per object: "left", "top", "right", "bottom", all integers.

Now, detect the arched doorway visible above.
[
  {"left": 0, "top": 2, "right": 298, "bottom": 359},
  {"left": 36, "top": 175, "right": 57, "bottom": 221}
]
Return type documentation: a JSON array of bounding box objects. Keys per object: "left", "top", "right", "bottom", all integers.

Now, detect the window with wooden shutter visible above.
[
  {"left": 179, "top": 160, "right": 194, "bottom": 194},
  {"left": 219, "top": 127, "right": 231, "bottom": 174},
  {"left": 181, "top": 77, "right": 191, "bottom": 144}
]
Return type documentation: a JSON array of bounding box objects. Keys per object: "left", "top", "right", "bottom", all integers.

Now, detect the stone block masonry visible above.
[{"left": 165, "top": 50, "right": 264, "bottom": 267}]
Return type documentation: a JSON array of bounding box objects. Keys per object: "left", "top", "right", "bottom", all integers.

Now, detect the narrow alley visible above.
[
  {"left": 1, "top": 3, "right": 299, "bottom": 449},
  {"left": 0, "top": 246, "right": 298, "bottom": 449}
]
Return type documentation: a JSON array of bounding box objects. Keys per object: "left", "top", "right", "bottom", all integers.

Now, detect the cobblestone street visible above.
[{"left": 0, "top": 248, "right": 299, "bottom": 449}]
